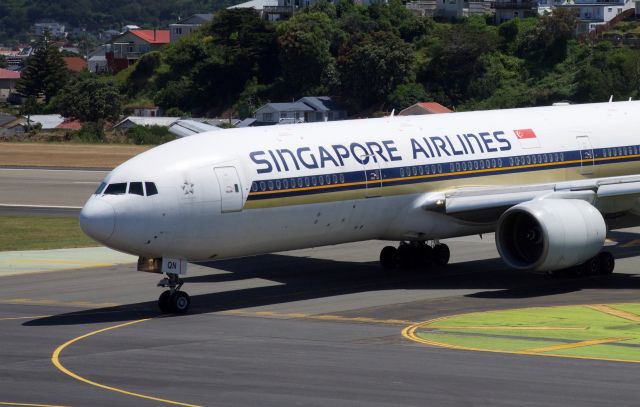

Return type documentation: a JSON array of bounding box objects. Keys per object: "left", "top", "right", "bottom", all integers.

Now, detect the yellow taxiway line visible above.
[
  {"left": 51, "top": 318, "right": 203, "bottom": 407},
  {"left": 585, "top": 304, "right": 640, "bottom": 322},
  {"left": 526, "top": 337, "right": 629, "bottom": 353},
  {"left": 0, "top": 403, "right": 69, "bottom": 407}
]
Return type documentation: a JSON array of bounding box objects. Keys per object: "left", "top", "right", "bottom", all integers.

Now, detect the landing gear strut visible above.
[
  {"left": 157, "top": 273, "right": 191, "bottom": 314},
  {"left": 380, "top": 241, "right": 450, "bottom": 270}
]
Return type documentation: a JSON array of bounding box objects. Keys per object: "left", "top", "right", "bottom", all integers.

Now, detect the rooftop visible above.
[
  {"left": 0, "top": 68, "right": 20, "bottom": 80},
  {"left": 63, "top": 57, "right": 87, "bottom": 73},
  {"left": 129, "top": 30, "right": 170, "bottom": 44}
]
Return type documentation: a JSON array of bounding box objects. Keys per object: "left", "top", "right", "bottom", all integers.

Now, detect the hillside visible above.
[{"left": 0, "top": 0, "right": 236, "bottom": 43}]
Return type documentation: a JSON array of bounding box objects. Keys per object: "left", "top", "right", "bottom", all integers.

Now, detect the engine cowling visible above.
[{"left": 495, "top": 199, "right": 606, "bottom": 272}]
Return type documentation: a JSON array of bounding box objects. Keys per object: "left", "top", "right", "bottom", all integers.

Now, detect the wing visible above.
[{"left": 419, "top": 174, "right": 640, "bottom": 223}]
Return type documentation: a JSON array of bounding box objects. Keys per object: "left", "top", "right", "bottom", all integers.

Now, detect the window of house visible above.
[
  {"left": 175, "top": 28, "right": 182, "bottom": 35},
  {"left": 263, "top": 113, "right": 272, "bottom": 121}
]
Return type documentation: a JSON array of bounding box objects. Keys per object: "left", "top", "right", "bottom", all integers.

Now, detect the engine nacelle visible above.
[{"left": 495, "top": 199, "right": 606, "bottom": 271}]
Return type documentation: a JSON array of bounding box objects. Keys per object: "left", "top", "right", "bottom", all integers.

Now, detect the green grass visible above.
[
  {"left": 416, "top": 304, "right": 640, "bottom": 362},
  {"left": 0, "top": 216, "right": 97, "bottom": 251}
]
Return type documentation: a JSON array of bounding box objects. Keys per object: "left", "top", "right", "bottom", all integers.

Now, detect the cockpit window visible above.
[
  {"left": 129, "top": 182, "right": 144, "bottom": 196},
  {"left": 145, "top": 182, "right": 158, "bottom": 196},
  {"left": 94, "top": 182, "right": 107, "bottom": 195},
  {"left": 104, "top": 183, "right": 127, "bottom": 195}
]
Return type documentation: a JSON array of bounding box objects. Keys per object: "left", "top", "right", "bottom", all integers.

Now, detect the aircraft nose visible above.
[{"left": 79, "top": 199, "right": 115, "bottom": 243}]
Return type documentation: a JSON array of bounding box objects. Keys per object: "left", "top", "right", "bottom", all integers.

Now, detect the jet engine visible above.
[{"left": 495, "top": 199, "right": 606, "bottom": 272}]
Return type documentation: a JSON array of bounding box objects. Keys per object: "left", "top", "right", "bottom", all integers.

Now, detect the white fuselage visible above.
[{"left": 80, "top": 102, "right": 640, "bottom": 261}]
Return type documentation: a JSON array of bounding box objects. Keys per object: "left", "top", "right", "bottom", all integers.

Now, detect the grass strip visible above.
[{"left": 0, "top": 216, "right": 97, "bottom": 251}]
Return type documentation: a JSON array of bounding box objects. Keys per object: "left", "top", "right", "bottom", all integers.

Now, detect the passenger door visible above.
[
  {"left": 576, "top": 135, "right": 594, "bottom": 175},
  {"left": 214, "top": 166, "right": 243, "bottom": 212}
]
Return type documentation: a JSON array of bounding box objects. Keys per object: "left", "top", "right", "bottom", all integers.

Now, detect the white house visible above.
[{"left": 170, "top": 14, "right": 214, "bottom": 43}]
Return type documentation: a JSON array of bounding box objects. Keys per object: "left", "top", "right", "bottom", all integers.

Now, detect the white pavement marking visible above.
[{"left": 0, "top": 204, "right": 82, "bottom": 209}]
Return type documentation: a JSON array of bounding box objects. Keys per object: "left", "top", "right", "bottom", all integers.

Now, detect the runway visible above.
[
  {"left": 0, "top": 168, "right": 106, "bottom": 215},
  {"left": 2, "top": 236, "right": 640, "bottom": 406}
]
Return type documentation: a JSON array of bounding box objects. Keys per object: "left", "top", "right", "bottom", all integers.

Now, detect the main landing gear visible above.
[
  {"left": 550, "top": 251, "right": 616, "bottom": 278},
  {"left": 157, "top": 273, "right": 191, "bottom": 314},
  {"left": 380, "top": 241, "right": 450, "bottom": 269}
]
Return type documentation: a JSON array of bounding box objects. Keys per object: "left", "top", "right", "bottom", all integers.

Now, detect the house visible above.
[
  {"left": 254, "top": 96, "right": 347, "bottom": 124},
  {"left": 28, "top": 115, "right": 65, "bottom": 129},
  {"left": 112, "top": 116, "right": 180, "bottom": 130},
  {"left": 0, "top": 68, "right": 20, "bottom": 100},
  {"left": 228, "top": 0, "right": 279, "bottom": 19},
  {"left": 0, "top": 114, "right": 27, "bottom": 137},
  {"left": 170, "top": 14, "right": 214, "bottom": 43},
  {"left": 63, "top": 56, "right": 87, "bottom": 73},
  {"left": 399, "top": 102, "right": 452, "bottom": 116},
  {"left": 129, "top": 105, "right": 162, "bottom": 117},
  {"left": 88, "top": 44, "right": 109, "bottom": 73},
  {"left": 106, "top": 29, "right": 170, "bottom": 73},
  {"left": 555, "top": 0, "right": 634, "bottom": 33},
  {"left": 0, "top": 47, "right": 33, "bottom": 68},
  {"left": 34, "top": 21, "right": 66, "bottom": 38},
  {"left": 168, "top": 120, "right": 221, "bottom": 138},
  {"left": 493, "top": 0, "right": 539, "bottom": 23}
]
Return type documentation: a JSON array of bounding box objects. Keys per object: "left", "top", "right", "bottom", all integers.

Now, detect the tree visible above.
[
  {"left": 277, "top": 12, "right": 340, "bottom": 95},
  {"left": 0, "top": 55, "right": 6, "bottom": 69},
  {"left": 337, "top": 31, "right": 415, "bottom": 110},
  {"left": 56, "top": 75, "right": 122, "bottom": 126},
  {"left": 386, "top": 82, "right": 429, "bottom": 111},
  {"left": 16, "top": 32, "right": 68, "bottom": 103}
]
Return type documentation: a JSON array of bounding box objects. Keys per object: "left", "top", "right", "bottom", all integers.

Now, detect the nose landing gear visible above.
[{"left": 158, "top": 274, "right": 191, "bottom": 314}]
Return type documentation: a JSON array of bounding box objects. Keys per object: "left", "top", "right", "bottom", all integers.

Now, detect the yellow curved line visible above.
[
  {"left": 51, "top": 319, "right": 202, "bottom": 407},
  {"left": 401, "top": 304, "right": 640, "bottom": 364},
  {"left": 0, "top": 403, "right": 69, "bottom": 407}
]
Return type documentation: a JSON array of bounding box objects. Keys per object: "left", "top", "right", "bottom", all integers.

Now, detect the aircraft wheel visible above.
[
  {"left": 419, "top": 244, "right": 434, "bottom": 266},
  {"left": 583, "top": 256, "right": 600, "bottom": 276},
  {"left": 397, "top": 244, "right": 416, "bottom": 269},
  {"left": 158, "top": 290, "right": 172, "bottom": 314},
  {"left": 598, "top": 251, "right": 615, "bottom": 275},
  {"left": 433, "top": 244, "right": 450, "bottom": 266},
  {"left": 380, "top": 246, "right": 397, "bottom": 269},
  {"left": 170, "top": 291, "right": 191, "bottom": 314}
]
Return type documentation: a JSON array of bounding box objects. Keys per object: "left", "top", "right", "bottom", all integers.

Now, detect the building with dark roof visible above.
[
  {"left": 106, "top": 29, "right": 170, "bottom": 73},
  {"left": 170, "top": 14, "right": 214, "bottom": 43},
  {"left": 254, "top": 96, "right": 347, "bottom": 124}
]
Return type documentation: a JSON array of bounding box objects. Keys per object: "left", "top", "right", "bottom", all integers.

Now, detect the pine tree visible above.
[{"left": 16, "top": 31, "right": 68, "bottom": 103}]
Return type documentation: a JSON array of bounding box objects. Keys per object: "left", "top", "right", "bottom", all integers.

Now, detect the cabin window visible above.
[
  {"left": 297, "top": 178, "right": 303, "bottom": 188},
  {"left": 424, "top": 165, "right": 430, "bottom": 175},
  {"left": 491, "top": 159, "right": 497, "bottom": 168},
  {"left": 276, "top": 180, "right": 282, "bottom": 190},
  {"left": 412, "top": 167, "right": 418, "bottom": 176},
  {"left": 326, "top": 175, "right": 331, "bottom": 184},
  {"left": 283, "top": 179, "right": 289, "bottom": 189},
  {"left": 251, "top": 182, "right": 258, "bottom": 192},
  {"left": 624, "top": 147, "right": 629, "bottom": 156},
  {"left": 268, "top": 181, "right": 274, "bottom": 191},
  {"left": 449, "top": 163, "right": 455, "bottom": 172},
  {"left": 304, "top": 177, "right": 310, "bottom": 187},
  {"left": 455, "top": 162, "right": 461, "bottom": 172},
  {"left": 532, "top": 155, "right": 537, "bottom": 164},
  {"left": 129, "top": 182, "right": 144, "bottom": 196},
  {"left": 104, "top": 183, "right": 127, "bottom": 195},
  {"left": 406, "top": 167, "right": 412, "bottom": 176},
  {"left": 525, "top": 156, "right": 530, "bottom": 165},
  {"left": 474, "top": 161, "right": 479, "bottom": 170},
  {"left": 634, "top": 146, "right": 638, "bottom": 155},
  {"left": 560, "top": 152, "right": 564, "bottom": 161},
  {"left": 485, "top": 160, "right": 490, "bottom": 169},
  {"left": 400, "top": 168, "right": 405, "bottom": 177},
  {"left": 95, "top": 182, "right": 107, "bottom": 195},
  {"left": 333, "top": 174, "right": 339, "bottom": 184},
  {"left": 319, "top": 176, "right": 324, "bottom": 185},
  {"left": 418, "top": 166, "right": 424, "bottom": 176},
  {"left": 508, "top": 158, "right": 514, "bottom": 167},
  {"left": 437, "top": 164, "right": 442, "bottom": 173},
  {"left": 260, "top": 181, "right": 266, "bottom": 191},
  {"left": 311, "top": 176, "right": 317, "bottom": 186},
  {"left": 554, "top": 153, "right": 559, "bottom": 162},
  {"left": 339, "top": 174, "right": 345, "bottom": 183},
  {"left": 461, "top": 162, "right": 467, "bottom": 171},
  {"left": 618, "top": 148, "right": 623, "bottom": 156},
  {"left": 480, "top": 160, "right": 485, "bottom": 169}
]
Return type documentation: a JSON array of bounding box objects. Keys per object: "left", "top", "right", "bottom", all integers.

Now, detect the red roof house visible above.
[
  {"left": 399, "top": 102, "right": 453, "bottom": 116},
  {"left": 106, "top": 29, "right": 170, "bottom": 73},
  {"left": 63, "top": 57, "right": 88, "bottom": 73}
]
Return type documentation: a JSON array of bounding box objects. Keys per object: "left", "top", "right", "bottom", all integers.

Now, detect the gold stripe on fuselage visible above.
[{"left": 243, "top": 158, "right": 640, "bottom": 210}]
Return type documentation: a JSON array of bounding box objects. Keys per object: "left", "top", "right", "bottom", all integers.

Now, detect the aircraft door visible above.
[
  {"left": 360, "top": 153, "right": 382, "bottom": 198},
  {"left": 214, "top": 166, "right": 243, "bottom": 212},
  {"left": 576, "top": 136, "right": 594, "bottom": 175}
]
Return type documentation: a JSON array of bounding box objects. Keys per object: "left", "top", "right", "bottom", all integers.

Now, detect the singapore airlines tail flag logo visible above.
[{"left": 514, "top": 128, "right": 540, "bottom": 148}]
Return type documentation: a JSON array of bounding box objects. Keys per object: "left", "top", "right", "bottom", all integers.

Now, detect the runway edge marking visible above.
[
  {"left": 401, "top": 303, "right": 640, "bottom": 365},
  {"left": 51, "top": 318, "right": 203, "bottom": 407}
]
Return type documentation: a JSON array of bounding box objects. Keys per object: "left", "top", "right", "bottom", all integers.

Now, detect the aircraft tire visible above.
[
  {"left": 598, "top": 251, "right": 615, "bottom": 275},
  {"left": 380, "top": 246, "right": 397, "bottom": 269},
  {"left": 419, "top": 245, "right": 433, "bottom": 266},
  {"left": 158, "top": 290, "right": 172, "bottom": 314},
  {"left": 433, "top": 244, "right": 450, "bottom": 266},
  {"left": 397, "top": 244, "right": 416, "bottom": 269},
  {"left": 170, "top": 291, "right": 191, "bottom": 314},
  {"left": 583, "top": 256, "right": 600, "bottom": 276}
]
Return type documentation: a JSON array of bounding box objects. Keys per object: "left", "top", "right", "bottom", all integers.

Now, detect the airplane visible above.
[{"left": 80, "top": 101, "right": 640, "bottom": 314}]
